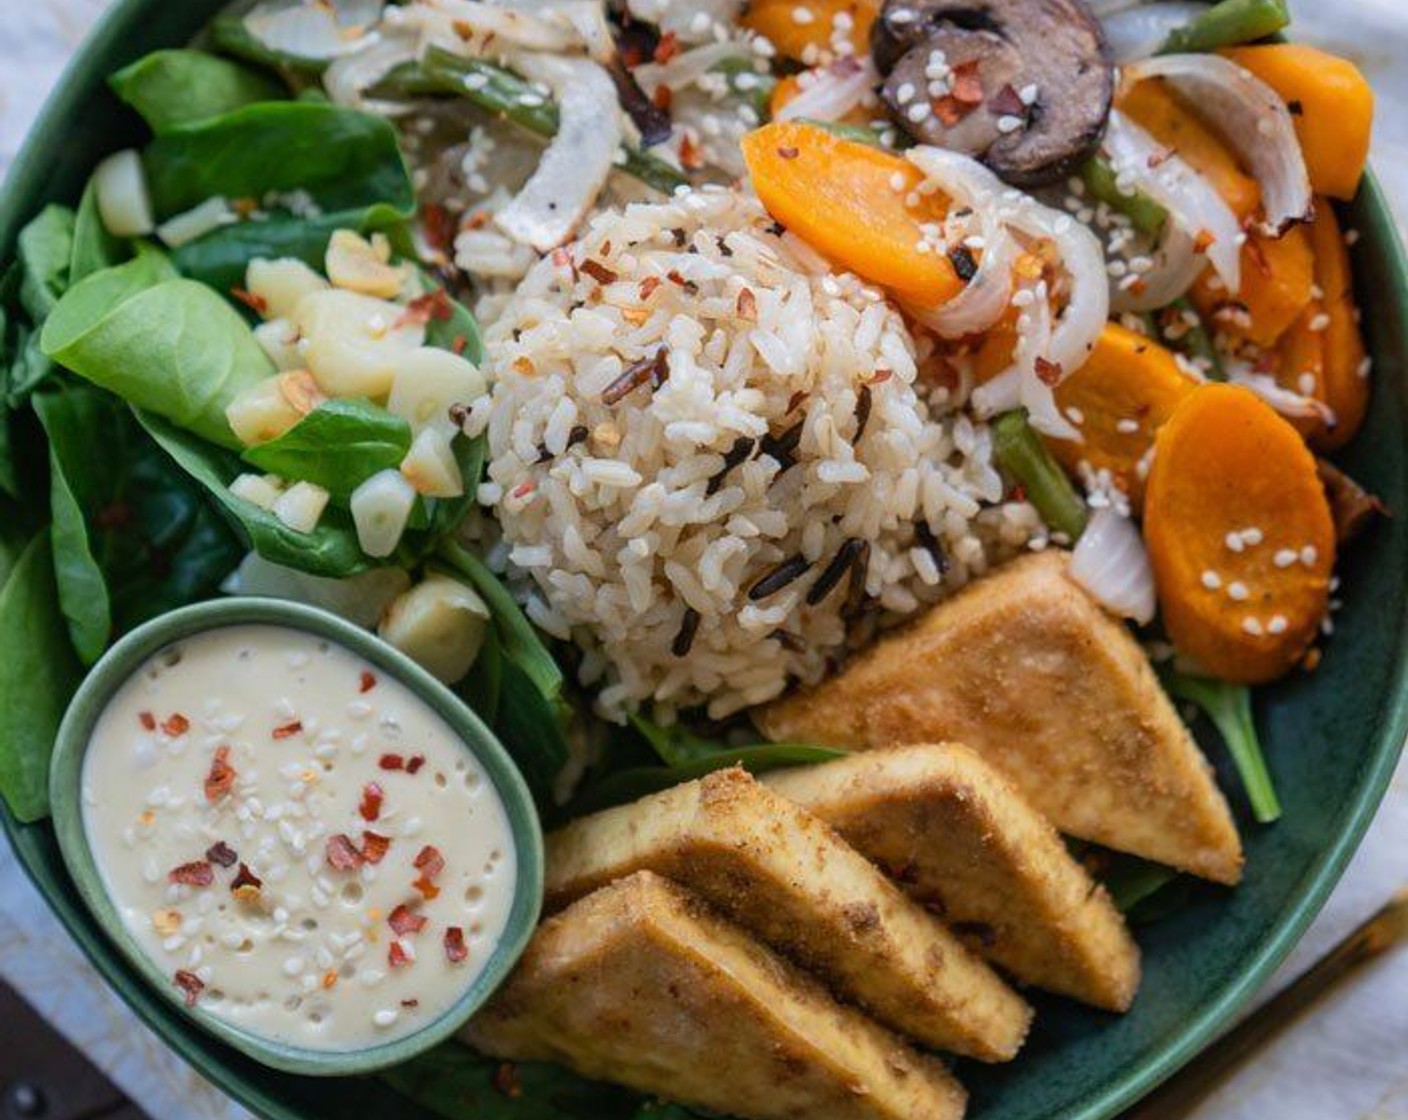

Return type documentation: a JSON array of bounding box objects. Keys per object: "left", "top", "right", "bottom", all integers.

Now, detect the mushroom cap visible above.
[{"left": 872, "top": 0, "right": 1114, "bottom": 187}]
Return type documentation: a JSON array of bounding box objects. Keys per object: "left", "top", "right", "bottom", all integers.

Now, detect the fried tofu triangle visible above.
[
  {"left": 467, "top": 872, "right": 968, "bottom": 1120},
  {"left": 757, "top": 552, "right": 1243, "bottom": 885},
  {"left": 765, "top": 744, "right": 1141, "bottom": 1012},
  {"left": 545, "top": 768, "right": 1032, "bottom": 1061}
]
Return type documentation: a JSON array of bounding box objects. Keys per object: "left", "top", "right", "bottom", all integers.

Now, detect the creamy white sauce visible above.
[{"left": 81, "top": 624, "right": 516, "bottom": 1051}]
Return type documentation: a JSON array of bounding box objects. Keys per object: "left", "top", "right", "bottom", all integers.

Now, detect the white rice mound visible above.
[{"left": 470, "top": 187, "right": 1042, "bottom": 721}]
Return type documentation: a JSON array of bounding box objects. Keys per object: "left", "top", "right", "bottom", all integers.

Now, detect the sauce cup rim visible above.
[{"left": 48, "top": 596, "right": 545, "bottom": 1077}]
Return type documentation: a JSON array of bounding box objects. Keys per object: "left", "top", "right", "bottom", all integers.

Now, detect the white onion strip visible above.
[
  {"left": 1103, "top": 109, "right": 1242, "bottom": 297},
  {"left": 1227, "top": 367, "right": 1339, "bottom": 427},
  {"left": 1123, "top": 54, "right": 1313, "bottom": 237},
  {"left": 775, "top": 57, "right": 879, "bottom": 123},
  {"left": 1099, "top": 2, "right": 1209, "bottom": 63},
  {"left": 494, "top": 55, "right": 622, "bottom": 252},
  {"left": 1069, "top": 507, "right": 1157, "bottom": 624}
]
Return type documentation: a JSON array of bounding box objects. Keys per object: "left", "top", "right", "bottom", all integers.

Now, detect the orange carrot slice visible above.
[
  {"left": 1191, "top": 224, "right": 1315, "bottom": 348},
  {"left": 1046, "top": 324, "right": 1200, "bottom": 508},
  {"left": 741, "top": 0, "right": 878, "bottom": 64},
  {"left": 741, "top": 122, "right": 964, "bottom": 308},
  {"left": 1144, "top": 384, "right": 1335, "bottom": 684},
  {"left": 1222, "top": 45, "right": 1374, "bottom": 202},
  {"left": 1305, "top": 201, "right": 1370, "bottom": 450}
]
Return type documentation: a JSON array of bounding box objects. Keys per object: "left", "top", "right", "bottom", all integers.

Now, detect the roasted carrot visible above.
[
  {"left": 1269, "top": 298, "right": 1328, "bottom": 441},
  {"left": 1191, "top": 224, "right": 1315, "bottom": 348},
  {"left": 741, "top": 0, "right": 878, "bottom": 64},
  {"left": 1305, "top": 201, "right": 1370, "bottom": 450},
  {"left": 742, "top": 122, "right": 965, "bottom": 308},
  {"left": 1045, "top": 323, "right": 1200, "bottom": 508},
  {"left": 1222, "top": 44, "right": 1374, "bottom": 201},
  {"left": 1144, "top": 384, "right": 1335, "bottom": 684},
  {"left": 1118, "top": 80, "right": 1262, "bottom": 223}
]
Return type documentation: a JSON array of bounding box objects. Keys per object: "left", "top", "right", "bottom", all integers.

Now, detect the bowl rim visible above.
[
  {"left": 2, "top": 0, "right": 1407, "bottom": 1114},
  {"left": 46, "top": 596, "right": 545, "bottom": 1078}
]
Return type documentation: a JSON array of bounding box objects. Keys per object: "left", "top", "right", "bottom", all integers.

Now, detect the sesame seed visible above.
[
  {"left": 373, "top": 1008, "right": 399, "bottom": 1028},
  {"left": 1115, "top": 419, "right": 1140, "bottom": 434},
  {"left": 1298, "top": 372, "right": 1318, "bottom": 395},
  {"left": 1268, "top": 615, "right": 1289, "bottom": 635},
  {"left": 1228, "top": 582, "right": 1250, "bottom": 602},
  {"left": 1301, "top": 545, "right": 1319, "bottom": 566},
  {"left": 1201, "top": 570, "right": 1222, "bottom": 590},
  {"left": 1225, "top": 532, "right": 1245, "bottom": 553},
  {"left": 906, "top": 103, "right": 930, "bottom": 124},
  {"left": 792, "top": 5, "right": 815, "bottom": 23},
  {"left": 1274, "top": 549, "right": 1299, "bottom": 568},
  {"left": 1241, "top": 527, "right": 1264, "bottom": 546},
  {"left": 996, "top": 115, "right": 1025, "bottom": 135},
  {"left": 889, "top": 171, "right": 907, "bottom": 192},
  {"left": 1242, "top": 617, "right": 1264, "bottom": 636},
  {"left": 895, "top": 82, "right": 916, "bottom": 104}
]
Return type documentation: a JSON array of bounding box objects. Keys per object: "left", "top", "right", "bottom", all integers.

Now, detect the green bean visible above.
[
  {"left": 1162, "top": 671, "right": 1281, "bottom": 823},
  {"left": 992, "top": 409, "right": 1089, "bottom": 541},
  {"left": 1080, "top": 156, "right": 1168, "bottom": 240},
  {"left": 1160, "top": 0, "right": 1291, "bottom": 54},
  {"left": 370, "top": 50, "right": 689, "bottom": 196},
  {"left": 1162, "top": 297, "right": 1227, "bottom": 381}
]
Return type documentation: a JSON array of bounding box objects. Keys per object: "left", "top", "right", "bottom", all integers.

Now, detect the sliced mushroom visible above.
[{"left": 872, "top": 0, "right": 1114, "bottom": 187}]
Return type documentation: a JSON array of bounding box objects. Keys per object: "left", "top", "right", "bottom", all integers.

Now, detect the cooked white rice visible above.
[{"left": 467, "top": 187, "right": 1042, "bottom": 721}]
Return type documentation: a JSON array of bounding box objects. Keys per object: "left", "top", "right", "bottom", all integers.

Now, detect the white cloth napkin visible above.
[{"left": 0, "top": 2, "right": 1404, "bottom": 1118}]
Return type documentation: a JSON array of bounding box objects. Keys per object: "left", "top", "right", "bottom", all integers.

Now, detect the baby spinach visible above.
[
  {"left": 136, "top": 409, "right": 372, "bottom": 578},
  {"left": 110, "top": 49, "right": 287, "bottom": 134},
  {"left": 44, "top": 261, "right": 274, "bottom": 449},
  {"left": 34, "top": 385, "right": 246, "bottom": 665},
  {"left": 382, "top": 1042, "right": 643, "bottom": 1120},
  {"left": 0, "top": 531, "right": 83, "bottom": 822},
  {"left": 243, "top": 398, "right": 412, "bottom": 499},
  {"left": 69, "top": 179, "right": 127, "bottom": 285},
  {"left": 413, "top": 270, "right": 486, "bottom": 365},
  {"left": 17, "top": 205, "right": 76, "bottom": 322},
  {"left": 569, "top": 744, "right": 848, "bottom": 817},
  {"left": 172, "top": 202, "right": 410, "bottom": 294},
  {"left": 143, "top": 101, "right": 415, "bottom": 220}
]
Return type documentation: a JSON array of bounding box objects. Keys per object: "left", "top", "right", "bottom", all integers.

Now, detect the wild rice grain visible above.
[{"left": 749, "top": 556, "right": 813, "bottom": 601}]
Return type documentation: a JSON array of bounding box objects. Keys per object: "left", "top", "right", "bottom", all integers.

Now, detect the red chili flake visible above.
[
  {"left": 413, "top": 845, "right": 445, "bottom": 879},
  {"left": 230, "top": 862, "right": 263, "bottom": 900},
  {"left": 387, "top": 940, "right": 413, "bottom": 968},
  {"left": 652, "top": 85, "right": 673, "bottom": 112},
  {"left": 465, "top": 209, "right": 491, "bottom": 231},
  {"left": 775, "top": 145, "right": 799, "bottom": 161},
  {"left": 638, "top": 276, "right": 662, "bottom": 301},
  {"left": 405, "top": 755, "right": 426, "bottom": 776},
  {"left": 493, "top": 1063, "right": 523, "bottom": 1099},
  {"left": 174, "top": 969, "right": 205, "bottom": 1007},
  {"left": 169, "top": 861, "right": 214, "bottom": 888},
  {"left": 1147, "top": 146, "right": 1177, "bottom": 170},
  {"left": 361, "top": 831, "right": 392, "bottom": 865},
  {"left": 735, "top": 287, "right": 758, "bottom": 322},
  {"left": 389, "top": 904, "right": 428, "bottom": 937},
  {"left": 451, "top": 334, "right": 469, "bottom": 356},
  {"left": 272, "top": 720, "right": 303, "bottom": 740},
  {"left": 444, "top": 926, "right": 469, "bottom": 964},
  {"left": 325, "top": 833, "right": 365, "bottom": 872},
  {"left": 786, "top": 390, "right": 808, "bottom": 415},
  {"left": 580, "top": 259, "right": 619, "bottom": 286},
  {"left": 1193, "top": 229, "right": 1216, "bottom": 254},
  {"left": 204, "top": 746, "right": 236, "bottom": 802},
  {"left": 379, "top": 753, "right": 405, "bottom": 771},
  {"left": 680, "top": 133, "right": 704, "bottom": 171},
  {"left": 161, "top": 713, "right": 190, "bottom": 738},
  {"left": 932, "top": 96, "right": 974, "bottom": 127},
  {"left": 421, "top": 203, "right": 457, "bottom": 256},
  {"left": 205, "top": 841, "right": 238, "bottom": 869},
  {"left": 653, "top": 30, "right": 679, "bottom": 63},
  {"left": 393, "top": 288, "right": 455, "bottom": 331},
  {"left": 509, "top": 480, "right": 535, "bottom": 501},
  {"left": 869, "top": 368, "right": 894, "bottom": 386},
  {"left": 231, "top": 288, "right": 269, "bottom": 315},
  {"left": 412, "top": 877, "right": 441, "bottom": 901},
  {"left": 951, "top": 60, "right": 985, "bottom": 105},
  {"left": 1034, "top": 356, "right": 1064, "bottom": 386},
  {"left": 359, "top": 671, "right": 377, "bottom": 694},
  {"left": 989, "top": 84, "right": 1026, "bottom": 119},
  {"left": 138, "top": 711, "right": 157, "bottom": 731},
  {"left": 400, "top": 998, "right": 420, "bottom": 1008},
  {"left": 1011, "top": 483, "right": 1028, "bottom": 503},
  {"left": 550, "top": 246, "right": 575, "bottom": 272},
  {"left": 359, "top": 782, "right": 385, "bottom": 822}
]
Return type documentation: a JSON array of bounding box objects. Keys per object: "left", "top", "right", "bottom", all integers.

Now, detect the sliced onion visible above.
[
  {"left": 414, "top": 0, "right": 607, "bottom": 55},
  {"left": 94, "top": 149, "right": 155, "bottom": 238},
  {"left": 494, "top": 55, "right": 622, "bottom": 252},
  {"left": 156, "top": 197, "right": 237, "bottom": 248},
  {"left": 775, "top": 57, "right": 879, "bottom": 123},
  {"left": 633, "top": 41, "right": 752, "bottom": 92},
  {"left": 626, "top": 0, "right": 746, "bottom": 44},
  {"left": 1227, "top": 366, "right": 1338, "bottom": 427},
  {"left": 1115, "top": 221, "right": 1204, "bottom": 313},
  {"left": 244, "top": 0, "right": 385, "bottom": 61},
  {"left": 323, "top": 29, "right": 418, "bottom": 109},
  {"left": 1069, "top": 507, "right": 1157, "bottom": 625},
  {"left": 1123, "top": 54, "right": 1313, "bottom": 237},
  {"left": 1100, "top": 2, "right": 1209, "bottom": 63},
  {"left": 1103, "top": 109, "right": 1241, "bottom": 295}
]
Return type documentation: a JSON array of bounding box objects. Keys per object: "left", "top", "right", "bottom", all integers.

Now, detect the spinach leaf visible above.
[
  {"left": 43, "top": 262, "right": 273, "bottom": 449},
  {"left": 382, "top": 1042, "right": 643, "bottom": 1120},
  {"left": 69, "top": 178, "right": 127, "bottom": 285},
  {"left": 439, "top": 541, "right": 564, "bottom": 703},
  {"left": 110, "top": 49, "right": 286, "bottom": 134},
  {"left": 243, "top": 398, "right": 411, "bottom": 499},
  {"left": 0, "top": 409, "right": 15, "bottom": 499},
  {"left": 32, "top": 386, "right": 244, "bottom": 664},
  {"left": 33, "top": 388, "right": 112, "bottom": 664},
  {"left": 143, "top": 101, "right": 414, "bottom": 220},
  {"left": 136, "top": 409, "right": 372, "bottom": 578},
  {"left": 456, "top": 624, "right": 503, "bottom": 726},
  {"left": 0, "top": 531, "right": 83, "bottom": 822},
  {"left": 410, "top": 269, "right": 486, "bottom": 365},
  {"left": 569, "top": 744, "right": 848, "bottom": 817},
  {"left": 171, "top": 202, "right": 410, "bottom": 294},
  {"left": 6, "top": 327, "right": 54, "bottom": 407},
  {"left": 495, "top": 660, "right": 572, "bottom": 806},
  {"left": 17, "top": 205, "right": 76, "bottom": 322}
]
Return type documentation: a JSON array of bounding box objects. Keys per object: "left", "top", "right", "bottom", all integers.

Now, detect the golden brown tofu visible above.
[
  {"left": 544, "top": 768, "right": 1031, "bottom": 1061},
  {"left": 764, "top": 743, "right": 1141, "bottom": 1011},
  {"left": 757, "top": 552, "right": 1243, "bottom": 885},
  {"left": 467, "top": 873, "right": 967, "bottom": 1120}
]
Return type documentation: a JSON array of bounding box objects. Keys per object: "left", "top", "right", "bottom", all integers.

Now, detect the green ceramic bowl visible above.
[
  {"left": 46, "top": 598, "right": 545, "bottom": 1077},
  {"left": 2, "top": 1, "right": 1406, "bottom": 1117}
]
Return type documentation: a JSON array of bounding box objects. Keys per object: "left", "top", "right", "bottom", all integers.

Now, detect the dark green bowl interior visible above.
[{"left": 2, "top": 3, "right": 1406, "bottom": 1118}]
